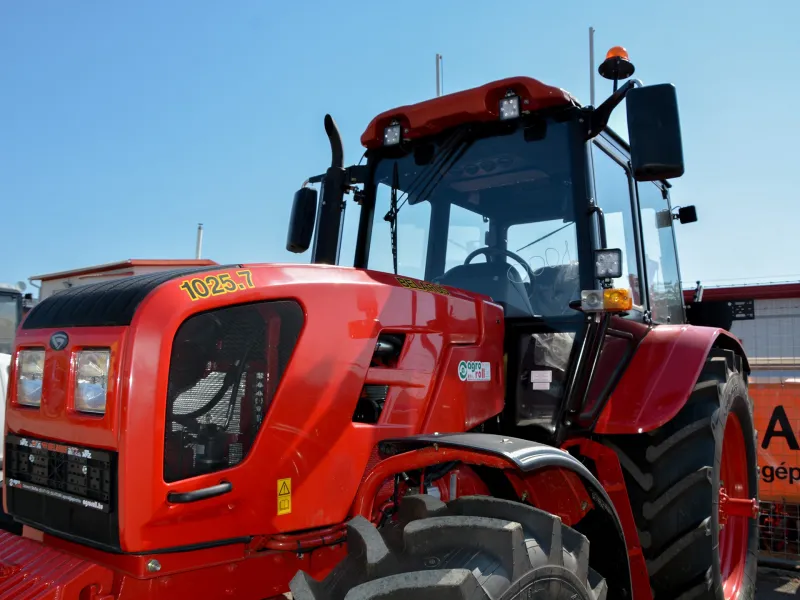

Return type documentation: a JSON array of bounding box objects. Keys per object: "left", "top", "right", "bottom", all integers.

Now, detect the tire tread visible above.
[
  {"left": 604, "top": 347, "right": 758, "bottom": 599},
  {"left": 290, "top": 494, "right": 608, "bottom": 600}
]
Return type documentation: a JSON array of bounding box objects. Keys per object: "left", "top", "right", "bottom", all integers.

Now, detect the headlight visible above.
[
  {"left": 75, "top": 350, "right": 110, "bottom": 414},
  {"left": 16, "top": 349, "right": 45, "bottom": 407}
]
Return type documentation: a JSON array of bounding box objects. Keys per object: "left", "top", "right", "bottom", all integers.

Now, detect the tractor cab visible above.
[{"left": 290, "top": 50, "right": 697, "bottom": 444}]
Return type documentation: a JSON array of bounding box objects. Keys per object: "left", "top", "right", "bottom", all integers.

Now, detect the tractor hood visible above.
[{"left": 4, "top": 263, "right": 503, "bottom": 553}]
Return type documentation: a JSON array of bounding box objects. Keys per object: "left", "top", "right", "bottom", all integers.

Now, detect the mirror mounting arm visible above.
[{"left": 586, "top": 78, "right": 643, "bottom": 139}]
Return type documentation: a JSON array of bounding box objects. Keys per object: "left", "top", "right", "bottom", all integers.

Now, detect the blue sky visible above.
[{"left": 1, "top": 0, "right": 798, "bottom": 291}]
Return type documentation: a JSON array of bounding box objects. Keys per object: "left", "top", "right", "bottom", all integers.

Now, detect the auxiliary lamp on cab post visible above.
[{"left": 579, "top": 248, "right": 633, "bottom": 314}]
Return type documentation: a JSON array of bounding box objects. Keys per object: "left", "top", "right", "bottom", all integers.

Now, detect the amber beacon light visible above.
[{"left": 598, "top": 45, "right": 636, "bottom": 91}]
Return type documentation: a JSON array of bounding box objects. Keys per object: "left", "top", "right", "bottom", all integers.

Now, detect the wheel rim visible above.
[{"left": 719, "top": 412, "right": 749, "bottom": 600}]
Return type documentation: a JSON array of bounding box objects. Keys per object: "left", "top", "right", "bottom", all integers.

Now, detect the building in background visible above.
[{"left": 30, "top": 259, "right": 219, "bottom": 301}]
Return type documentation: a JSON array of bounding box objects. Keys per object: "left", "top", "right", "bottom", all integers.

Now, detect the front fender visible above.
[
  {"left": 593, "top": 324, "right": 747, "bottom": 435},
  {"left": 373, "top": 433, "right": 633, "bottom": 597},
  {"left": 377, "top": 433, "right": 623, "bottom": 530}
]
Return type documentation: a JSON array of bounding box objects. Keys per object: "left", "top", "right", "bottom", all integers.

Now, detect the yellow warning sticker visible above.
[{"left": 277, "top": 478, "right": 292, "bottom": 515}]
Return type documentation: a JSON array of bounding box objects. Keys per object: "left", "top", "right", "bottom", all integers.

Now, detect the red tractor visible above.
[{"left": 1, "top": 48, "right": 759, "bottom": 600}]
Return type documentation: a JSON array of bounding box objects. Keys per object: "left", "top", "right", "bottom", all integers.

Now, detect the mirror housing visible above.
[
  {"left": 286, "top": 187, "right": 318, "bottom": 253},
  {"left": 626, "top": 83, "right": 685, "bottom": 182},
  {"left": 677, "top": 205, "right": 697, "bottom": 224}
]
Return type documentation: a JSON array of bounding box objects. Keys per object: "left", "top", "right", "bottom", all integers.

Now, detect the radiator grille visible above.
[{"left": 4, "top": 434, "right": 119, "bottom": 549}]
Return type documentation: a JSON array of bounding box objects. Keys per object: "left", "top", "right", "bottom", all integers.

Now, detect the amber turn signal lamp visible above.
[
  {"left": 603, "top": 288, "right": 633, "bottom": 311},
  {"left": 580, "top": 288, "right": 633, "bottom": 313}
]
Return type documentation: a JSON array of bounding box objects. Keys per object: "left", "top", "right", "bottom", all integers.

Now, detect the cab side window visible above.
[
  {"left": 636, "top": 181, "right": 684, "bottom": 324},
  {"left": 591, "top": 143, "right": 643, "bottom": 312}
]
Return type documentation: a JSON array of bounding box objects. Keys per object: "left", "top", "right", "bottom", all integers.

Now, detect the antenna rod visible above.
[
  {"left": 589, "top": 26, "right": 596, "bottom": 106},
  {"left": 195, "top": 223, "right": 204, "bottom": 259},
  {"left": 435, "top": 53, "right": 442, "bottom": 97}
]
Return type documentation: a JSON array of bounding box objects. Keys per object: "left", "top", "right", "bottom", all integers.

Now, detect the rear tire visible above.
[
  {"left": 605, "top": 348, "right": 758, "bottom": 599},
  {"left": 290, "top": 494, "right": 609, "bottom": 600}
]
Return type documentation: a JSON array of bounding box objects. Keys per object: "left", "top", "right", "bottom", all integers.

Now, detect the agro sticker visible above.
[{"left": 458, "top": 360, "right": 491, "bottom": 382}]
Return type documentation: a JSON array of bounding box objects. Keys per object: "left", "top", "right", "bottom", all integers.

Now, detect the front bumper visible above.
[{"left": 0, "top": 530, "right": 115, "bottom": 599}]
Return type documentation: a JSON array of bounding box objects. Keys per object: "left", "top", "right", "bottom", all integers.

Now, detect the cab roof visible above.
[{"left": 360, "top": 76, "right": 577, "bottom": 150}]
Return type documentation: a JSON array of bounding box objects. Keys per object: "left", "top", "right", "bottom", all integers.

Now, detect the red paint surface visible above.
[
  {"left": 0, "top": 531, "right": 344, "bottom": 600},
  {"left": 9, "top": 328, "right": 128, "bottom": 449},
  {"left": 5, "top": 265, "right": 504, "bottom": 552},
  {"left": 594, "top": 325, "right": 745, "bottom": 434},
  {"left": 505, "top": 468, "right": 593, "bottom": 527},
  {"left": 562, "top": 439, "right": 652, "bottom": 600},
  {"left": 579, "top": 316, "right": 650, "bottom": 425},
  {"left": 352, "top": 446, "right": 514, "bottom": 519},
  {"left": 719, "top": 412, "right": 751, "bottom": 600},
  {"left": 360, "top": 76, "right": 575, "bottom": 149},
  {"left": 0, "top": 530, "right": 115, "bottom": 599}
]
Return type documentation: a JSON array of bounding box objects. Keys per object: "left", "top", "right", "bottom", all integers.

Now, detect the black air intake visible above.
[{"left": 4, "top": 434, "right": 120, "bottom": 550}]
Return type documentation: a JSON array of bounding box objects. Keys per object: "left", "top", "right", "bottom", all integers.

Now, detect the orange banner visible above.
[{"left": 753, "top": 382, "right": 800, "bottom": 502}]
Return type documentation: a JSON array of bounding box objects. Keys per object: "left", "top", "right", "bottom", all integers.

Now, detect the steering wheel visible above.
[{"left": 464, "top": 247, "right": 537, "bottom": 285}]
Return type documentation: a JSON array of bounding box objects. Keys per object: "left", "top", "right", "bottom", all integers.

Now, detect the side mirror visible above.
[
  {"left": 286, "top": 187, "right": 318, "bottom": 253},
  {"left": 626, "top": 83, "right": 685, "bottom": 182},
  {"left": 676, "top": 205, "right": 697, "bottom": 224}
]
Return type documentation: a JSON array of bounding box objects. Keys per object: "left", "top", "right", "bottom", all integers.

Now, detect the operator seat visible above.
[{"left": 435, "top": 260, "right": 535, "bottom": 318}]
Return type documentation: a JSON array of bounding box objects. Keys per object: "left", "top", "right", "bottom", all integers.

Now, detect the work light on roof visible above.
[
  {"left": 384, "top": 122, "right": 402, "bottom": 146},
  {"left": 499, "top": 92, "right": 520, "bottom": 121}
]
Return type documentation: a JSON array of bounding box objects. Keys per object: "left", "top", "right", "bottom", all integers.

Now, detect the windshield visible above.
[
  {"left": 0, "top": 292, "right": 21, "bottom": 354},
  {"left": 365, "top": 119, "right": 584, "bottom": 318}
]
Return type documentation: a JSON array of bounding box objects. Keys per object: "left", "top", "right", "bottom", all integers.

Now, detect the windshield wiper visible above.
[
  {"left": 384, "top": 129, "right": 474, "bottom": 274},
  {"left": 387, "top": 163, "right": 399, "bottom": 274},
  {"left": 515, "top": 221, "right": 574, "bottom": 254}
]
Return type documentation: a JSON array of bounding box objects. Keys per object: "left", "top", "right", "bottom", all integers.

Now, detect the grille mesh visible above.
[{"left": 164, "top": 300, "right": 303, "bottom": 482}]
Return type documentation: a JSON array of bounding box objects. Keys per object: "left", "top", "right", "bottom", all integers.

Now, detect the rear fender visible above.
[
  {"left": 593, "top": 325, "right": 748, "bottom": 435},
  {"left": 361, "top": 433, "right": 632, "bottom": 597}
]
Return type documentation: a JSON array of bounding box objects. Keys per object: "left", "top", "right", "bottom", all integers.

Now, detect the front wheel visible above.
[
  {"left": 290, "top": 494, "right": 610, "bottom": 600},
  {"left": 606, "top": 348, "right": 759, "bottom": 599}
]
